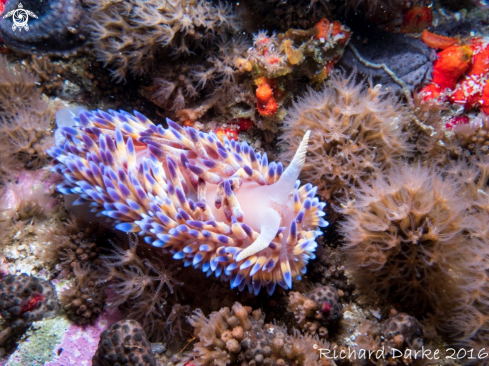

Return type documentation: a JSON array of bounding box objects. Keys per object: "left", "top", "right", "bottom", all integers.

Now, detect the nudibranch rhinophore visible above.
[{"left": 48, "top": 109, "right": 328, "bottom": 295}]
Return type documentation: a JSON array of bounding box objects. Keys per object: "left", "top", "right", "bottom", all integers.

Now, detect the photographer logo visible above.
[{"left": 3, "top": 3, "right": 38, "bottom": 32}]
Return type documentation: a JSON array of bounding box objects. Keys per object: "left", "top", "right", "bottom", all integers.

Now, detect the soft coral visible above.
[
  {"left": 0, "top": 56, "right": 63, "bottom": 173},
  {"left": 97, "top": 235, "right": 185, "bottom": 343},
  {"left": 279, "top": 71, "right": 412, "bottom": 202},
  {"left": 336, "top": 163, "right": 480, "bottom": 319}
]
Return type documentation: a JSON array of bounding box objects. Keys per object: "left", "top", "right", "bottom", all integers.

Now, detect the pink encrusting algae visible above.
[{"left": 48, "top": 109, "right": 328, "bottom": 295}]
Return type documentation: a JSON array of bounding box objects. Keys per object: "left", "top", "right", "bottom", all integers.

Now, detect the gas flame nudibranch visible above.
[{"left": 48, "top": 110, "right": 328, "bottom": 295}]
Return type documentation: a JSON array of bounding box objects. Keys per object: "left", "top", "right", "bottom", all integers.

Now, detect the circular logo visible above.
[{"left": 2, "top": 3, "right": 38, "bottom": 32}]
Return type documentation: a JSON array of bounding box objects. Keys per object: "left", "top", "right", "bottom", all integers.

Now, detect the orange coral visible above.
[
  {"left": 255, "top": 77, "right": 278, "bottom": 117},
  {"left": 314, "top": 18, "right": 350, "bottom": 46},
  {"left": 401, "top": 6, "right": 432, "bottom": 33},
  {"left": 256, "top": 83, "right": 273, "bottom": 101},
  {"left": 421, "top": 30, "right": 458, "bottom": 50},
  {"left": 449, "top": 40, "right": 489, "bottom": 111},
  {"left": 420, "top": 44, "right": 473, "bottom": 101},
  {"left": 331, "top": 21, "right": 350, "bottom": 46},
  {"left": 421, "top": 38, "right": 489, "bottom": 115},
  {"left": 215, "top": 126, "right": 238, "bottom": 142},
  {"left": 314, "top": 18, "right": 330, "bottom": 40},
  {"left": 257, "top": 98, "right": 278, "bottom": 117}
]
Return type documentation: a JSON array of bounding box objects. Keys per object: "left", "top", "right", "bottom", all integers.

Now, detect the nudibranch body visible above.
[{"left": 48, "top": 109, "right": 328, "bottom": 295}]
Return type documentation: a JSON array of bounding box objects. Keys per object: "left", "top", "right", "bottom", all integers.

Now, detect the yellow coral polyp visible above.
[
  {"left": 235, "top": 57, "right": 252, "bottom": 73},
  {"left": 281, "top": 39, "right": 304, "bottom": 66}
]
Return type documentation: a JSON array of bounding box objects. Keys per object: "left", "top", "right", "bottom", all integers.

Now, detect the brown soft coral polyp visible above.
[
  {"left": 86, "top": 0, "right": 240, "bottom": 82},
  {"left": 279, "top": 71, "right": 412, "bottom": 202},
  {"left": 0, "top": 55, "right": 62, "bottom": 173},
  {"left": 336, "top": 163, "right": 487, "bottom": 323},
  {"left": 184, "top": 302, "right": 331, "bottom": 366}
]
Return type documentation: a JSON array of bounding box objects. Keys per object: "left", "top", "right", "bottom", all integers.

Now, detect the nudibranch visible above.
[{"left": 48, "top": 109, "right": 328, "bottom": 295}]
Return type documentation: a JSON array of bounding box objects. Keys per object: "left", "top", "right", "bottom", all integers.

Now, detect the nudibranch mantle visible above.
[{"left": 48, "top": 109, "right": 328, "bottom": 295}]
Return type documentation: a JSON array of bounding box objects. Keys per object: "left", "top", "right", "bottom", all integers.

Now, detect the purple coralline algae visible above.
[
  {"left": 44, "top": 309, "right": 122, "bottom": 366},
  {"left": 5, "top": 308, "right": 122, "bottom": 366},
  {"left": 48, "top": 109, "right": 328, "bottom": 295},
  {"left": 0, "top": 0, "right": 87, "bottom": 55}
]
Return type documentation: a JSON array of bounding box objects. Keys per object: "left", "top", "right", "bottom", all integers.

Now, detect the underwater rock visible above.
[
  {"left": 6, "top": 317, "right": 71, "bottom": 366},
  {"left": 0, "top": 0, "right": 87, "bottom": 55},
  {"left": 383, "top": 313, "right": 423, "bottom": 347},
  {"left": 92, "top": 319, "right": 160, "bottom": 366},
  {"left": 5, "top": 308, "right": 122, "bottom": 366},
  {"left": 288, "top": 285, "right": 343, "bottom": 332},
  {"left": 430, "top": 20, "right": 481, "bottom": 38},
  {"left": 338, "top": 27, "right": 436, "bottom": 95},
  {"left": 0, "top": 273, "right": 60, "bottom": 332}
]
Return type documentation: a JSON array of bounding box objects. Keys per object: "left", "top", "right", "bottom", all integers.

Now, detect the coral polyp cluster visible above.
[
  {"left": 48, "top": 109, "right": 327, "bottom": 294},
  {"left": 148, "top": 35, "right": 250, "bottom": 118},
  {"left": 336, "top": 163, "right": 488, "bottom": 320},
  {"left": 0, "top": 55, "right": 63, "bottom": 173},
  {"left": 86, "top": 0, "right": 240, "bottom": 82},
  {"left": 59, "top": 262, "right": 106, "bottom": 324},
  {"left": 287, "top": 285, "right": 342, "bottom": 334},
  {"left": 92, "top": 319, "right": 160, "bottom": 366},
  {"left": 242, "top": 19, "right": 350, "bottom": 81},
  {"left": 96, "top": 235, "right": 186, "bottom": 343},
  {"left": 0, "top": 273, "right": 60, "bottom": 332},
  {"left": 279, "top": 72, "right": 412, "bottom": 201},
  {"left": 182, "top": 302, "right": 330, "bottom": 366}
]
